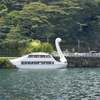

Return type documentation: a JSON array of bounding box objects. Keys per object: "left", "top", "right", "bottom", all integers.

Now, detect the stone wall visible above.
[{"left": 54, "top": 57, "right": 100, "bottom": 68}]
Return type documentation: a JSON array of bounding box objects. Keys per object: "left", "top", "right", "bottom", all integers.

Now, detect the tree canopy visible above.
[{"left": 0, "top": 0, "right": 100, "bottom": 50}]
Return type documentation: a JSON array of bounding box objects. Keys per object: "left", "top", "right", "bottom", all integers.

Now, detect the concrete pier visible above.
[{"left": 54, "top": 57, "right": 100, "bottom": 68}]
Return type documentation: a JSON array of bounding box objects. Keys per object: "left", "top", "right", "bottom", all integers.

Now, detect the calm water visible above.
[{"left": 0, "top": 68, "right": 100, "bottom": 100}]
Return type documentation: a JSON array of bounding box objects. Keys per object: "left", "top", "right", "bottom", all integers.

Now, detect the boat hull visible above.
[{"left": 15, "top": 64, "right": 67, "bottom": 69}]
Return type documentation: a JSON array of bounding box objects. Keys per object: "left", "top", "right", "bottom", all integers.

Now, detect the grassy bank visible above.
[{"left": 0, "top": 58, "right": 13, "bottom": 69}]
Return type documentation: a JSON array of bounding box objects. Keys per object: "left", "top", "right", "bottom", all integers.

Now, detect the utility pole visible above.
[
  {"left": 88, "top": 47, "right": 90, "bottom": 53},
  {"left": 78, "top": 40, "right": 80, "bottom": 52},
  {"left": 78, "top": 40, "right": 80, "bottom": 48},
  {"left": 47, "top": 37, "right": 49, "bottom": 43},
  {"left": 81, "top": 41, "right": 82, "bottom": 47}
]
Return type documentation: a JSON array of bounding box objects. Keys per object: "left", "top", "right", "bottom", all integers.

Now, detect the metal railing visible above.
[{"left": 51, "top": 53, "right": 100, "bottom": 57}]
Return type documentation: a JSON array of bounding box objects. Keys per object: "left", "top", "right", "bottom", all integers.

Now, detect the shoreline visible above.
[{"left": 0, "top": 57, "right": 100, "bottom": 69}]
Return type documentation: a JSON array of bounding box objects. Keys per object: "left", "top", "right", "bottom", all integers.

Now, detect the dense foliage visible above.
[
  {"left": 0, "top": 59, "right": 12, "bottom": 69},
  {"left": 0, "top": 0, "right": 100, "bottom": 53},
  {"left": 0, "top": 39, "right": 53, "bottom": 57}
]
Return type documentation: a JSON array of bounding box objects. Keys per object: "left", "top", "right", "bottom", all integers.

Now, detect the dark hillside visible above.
[{"left": 0, "top": 0, "right": 100, "bottom": 54}]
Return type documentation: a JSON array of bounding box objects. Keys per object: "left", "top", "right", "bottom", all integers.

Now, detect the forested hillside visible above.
[{"left": 0, "top": 0, "right": 100, "bottom": 53}]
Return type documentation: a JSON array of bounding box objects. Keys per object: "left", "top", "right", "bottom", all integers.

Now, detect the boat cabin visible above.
[
  {"left": 28, "top": 55, "right": 51, "bottom": 58},
  {"left": 21, "top": 53, "right": 54, "bottom": 65}
]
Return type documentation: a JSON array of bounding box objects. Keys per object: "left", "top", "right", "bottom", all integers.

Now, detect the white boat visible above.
[{"left": 9, "top": 38, "right": 67, "bottom": 69}]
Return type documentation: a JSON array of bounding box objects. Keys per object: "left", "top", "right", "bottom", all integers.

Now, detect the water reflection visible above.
[{"left": 0, "top": 68, "right": 100, "bottom": 99}]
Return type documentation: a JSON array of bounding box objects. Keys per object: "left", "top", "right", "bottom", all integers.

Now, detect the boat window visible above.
[
  {"left": 28, "top": 55, "right": 33, "bottom": 58},
  {"left": 21, "top": 61, "right": 54, "bottom": 65},
  {"left": 46, "top": 55, "right": 51, "bottom": 58},
  {"left": 37, "top": 55, "right": 39, "bottom": 58},
  {"left": 28, "top": 55, "right": 48, "bottom": 58},
  {"left": 42, "top": 62, "right": 45, "bottom": 64},
  {"left": 45, "top": 62, "right": 54, "bottom": 64},
  {"left": 21, "top": 62, "right": 27, "bottom": 64},
  {"left": 52, "top": 62, "right": 54, "bottom": 64},
  {"left": 28, "top": 55, "right": 31, "bottom": 58},
  {"left": 41, "top": 55, "right": 45, "bottom": 58},
  {"left": 28, "top": 62, "right": 33, "bottom": 64},
  {"left": 40, "top": 55, "right": 51, "bottom": 58},
  {"left": 40, "top": 55, "right": 43, "bottom": 58},
  {"left": 34, "top": 55, "right": 37, "bottom": 58},
  {"left": 34, "top": 62, "right": 39, "bottom": 64},
  {"left": 46, "top": 62, "right": 51, "bottom": 64},
  {"left": 34, "top": 55, "right": 40, "bottom": 58}
]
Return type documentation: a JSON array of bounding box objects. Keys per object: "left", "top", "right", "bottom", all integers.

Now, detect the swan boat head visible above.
[{"left": 56, "top": 37, "right": 62, "bottom": 43}]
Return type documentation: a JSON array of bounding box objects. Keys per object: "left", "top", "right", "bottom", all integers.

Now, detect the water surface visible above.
[{"left": 0, "top": 68, "right": 100, "bottom": 100}]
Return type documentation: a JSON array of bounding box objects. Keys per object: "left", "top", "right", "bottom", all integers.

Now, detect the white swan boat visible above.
[{"left": 9, "top": 38, "right": 67, "bottom": 69}]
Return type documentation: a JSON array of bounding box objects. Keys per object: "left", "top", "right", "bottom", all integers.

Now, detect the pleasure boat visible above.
[{"left": 9, "top": 38, "right": 67, "bottom": 69}]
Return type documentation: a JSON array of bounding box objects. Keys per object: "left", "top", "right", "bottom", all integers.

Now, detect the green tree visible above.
[
  {"left": 4, "top": 2, "right": 68, "bottom": 40},
  {"left": 6, "top": 24, "right": 28, "bottom": 41},
  {"left": 0, "top": 0, "right": 8, "bottom": 18},
  {"left": 19, "top": 2, "right": 56, "bottom": 39},
  {"left": 47, "top": 0, "right": 82, "bottom": 40},
  {"left": 71, "top": 0, "right": 100, "bottom": 49},
  {"left": 18, "top": 40, "right": 41, "bottom": 54},
  {"left": 0, "top": 59, "right": 12, "bottom": 69},
  {"left": 40, "top": 43, "right": 53, "bottom": 53}
]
